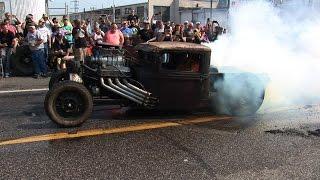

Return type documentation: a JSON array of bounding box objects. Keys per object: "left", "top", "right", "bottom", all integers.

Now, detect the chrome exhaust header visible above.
[{"left": 100, "top": 78, "right": 143, "bottom": 105}]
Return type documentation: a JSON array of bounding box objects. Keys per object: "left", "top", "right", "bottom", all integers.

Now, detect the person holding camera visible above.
[
  {"left": 0, "top": 23, "right": 16, "bottom": 78},
  {"left": 72, "top": 19, "right": 88, "bottom": 64},
  {"left": 22, "top": 14, "right": 36, "bottom": 37},
  {"left": 4, "top": 12, "right": 21, "bottom": 26},
  {"left": 42, "top": 14, "right": 54, "bottom": 32}
]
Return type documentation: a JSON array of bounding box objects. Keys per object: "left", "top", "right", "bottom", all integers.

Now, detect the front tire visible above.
[{"left": 45, "top": 81, "right": 93, "bottom": 127}]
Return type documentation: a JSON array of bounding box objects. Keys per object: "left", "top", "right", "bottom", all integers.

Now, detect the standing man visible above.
[
  {"left": 127, "top": 9, "right": 139, "bottom": 25},
  {"left": 38, "top": 19, "right": 52, "bottom": 65},
  {"left": 138, "top": 21, "right": 154, "bottom": 42},
  {"left": 27, "top": 25, "right": 47, "bottom": 78},
  {"left": 104, "top": 23, "right": 124, "bottom": 46},
  {"left": 99, "top": 17, "right": 110, "bottom": 33},
  {"left": 0, "top": 23, "right": 16, "bottom": 78},
  {"left": 120, "top": 21, "right": 133, "bottom": 46},
  {"left": 22, "top": 14, "right": 36, "bottom": 37},
  {"left": 62, "top": 18, "right": 73, "bottom": 46}
]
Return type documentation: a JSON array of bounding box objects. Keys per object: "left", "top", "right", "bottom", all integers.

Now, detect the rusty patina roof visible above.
[{"left": 135, "top": 42, "right": 211, "bottom": 53}]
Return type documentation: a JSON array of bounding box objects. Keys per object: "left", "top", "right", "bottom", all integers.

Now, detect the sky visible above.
[{"left": 48, "top": 0, "right": 147, "bottom": 15}]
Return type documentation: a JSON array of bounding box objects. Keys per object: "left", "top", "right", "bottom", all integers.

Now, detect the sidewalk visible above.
[{"left": 0, "top": 77, "right": 49, "bottom": 91}]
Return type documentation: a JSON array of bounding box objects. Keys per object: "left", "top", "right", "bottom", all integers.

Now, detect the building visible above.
[
  {"left": 70, "top": 0, "right": 229, "bottom": 26},
  {"left": 272, "top": 0, "right": 320, "bottom": 7},
  {"left": 149, "top": 0, "right": 229, "bottom": 24},
  {"left": 70, "top": 2, "right": 148, "bottom": 23},
  {"left": 0, "top": 0, "right": 47, "bottom": 21}
]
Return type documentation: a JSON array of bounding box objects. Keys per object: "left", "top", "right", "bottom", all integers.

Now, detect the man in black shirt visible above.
[
  {"left": 99, "top": 17, "right": 110, "bottom": 33},
  {"left": 127, "top": 9, "right": 139, "bottom": 24},
  {"left": 0, "top": 23, "right": 16, "bottom": 77},
  {"left": 138, "top": 21, "right": 154, "bottom": 42}
]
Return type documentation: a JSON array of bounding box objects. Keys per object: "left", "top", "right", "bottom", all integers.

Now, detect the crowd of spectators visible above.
[{"left": 0, "top": 10, "right": 224, "bottom": 78}]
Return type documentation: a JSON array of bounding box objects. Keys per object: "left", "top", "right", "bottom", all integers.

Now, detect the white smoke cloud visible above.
[{"left": 208, "top": 0, "right": 320, "bottom": 110}]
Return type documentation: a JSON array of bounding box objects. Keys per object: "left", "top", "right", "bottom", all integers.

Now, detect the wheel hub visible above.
[
  {"left": 55, "top": 91, "right": 85, "bottom": 118},
  {"left": 63, "top": 99, "right": 77, "bottom": 112}
]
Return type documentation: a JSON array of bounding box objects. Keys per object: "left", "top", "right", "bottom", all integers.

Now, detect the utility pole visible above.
[
  {"left": 9, "top": 0, "right": 13, "bottom": 17},
  {"left": 71, "top": 0, "right": 79, "bottom": 13},
  {"left": 65, "top": 2, "right": 68, "bottom": 15},
  {"left": 112, "top": 0, "right": 116, "bottom": 22},
  {"left": 210, "top": 0, "right": 213, "bottom": 20},
  {"left": 45, "top": 0, "right": 49, "bottom": 14}
]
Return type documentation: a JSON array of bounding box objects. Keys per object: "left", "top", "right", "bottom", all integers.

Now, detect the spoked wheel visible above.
[{"left": 45, "top": 81, "right": 93, "bottom": 127}]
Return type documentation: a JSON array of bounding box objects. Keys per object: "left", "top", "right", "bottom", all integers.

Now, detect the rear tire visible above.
[
  {"left": 11, "top": 46, "right": 33, "bottom": 76},
  {"left": 212, "top": 73, "right": 265, "bottom": 116},
  {"left": 45, "top": 81, "right": 93, "bottom": 127}
]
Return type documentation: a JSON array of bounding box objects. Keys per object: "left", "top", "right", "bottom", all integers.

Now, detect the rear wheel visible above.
[
  {"left": 45, "top": 81, "right": 93, "bottom": 127},
  {"left": 11, "top": 46, "right": 33, "bottom": 76},
  {"left": 212, "top": 73, "right": 265, "bottom": 116}
]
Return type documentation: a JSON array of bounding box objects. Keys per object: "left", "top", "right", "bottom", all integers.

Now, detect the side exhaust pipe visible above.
[
  {"left": 115, "top": 78, "right": 146, "bottom": 98},
  {"left": 123, "top": 79, "right": 151, "bottom": 96},
  {"left": 100, "top": 78, "right": 143, "bottom": 105},
  {"left": 107, "top": 78, "right": 147, "bottom": 103},
  {"left": 101, "top": 78, "right": 158, "bottom": 108}
]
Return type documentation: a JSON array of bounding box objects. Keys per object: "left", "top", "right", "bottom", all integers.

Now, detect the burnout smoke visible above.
[{"left": 208, "top": 0, "right": 320, "bottom": 111}]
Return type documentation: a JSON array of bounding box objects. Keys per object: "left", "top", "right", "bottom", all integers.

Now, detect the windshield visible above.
[{"left": 160, "top": 52, "right": 202, "bottom": 72}]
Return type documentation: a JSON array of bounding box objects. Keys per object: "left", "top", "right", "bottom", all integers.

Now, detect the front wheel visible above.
[{"left": 45, "top": 81, "right": 93, "bottom": 127}]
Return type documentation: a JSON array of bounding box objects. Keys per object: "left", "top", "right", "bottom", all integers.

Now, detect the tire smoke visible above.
[{"left": 208, "top": 0, "right": 320, "bottom": 111}]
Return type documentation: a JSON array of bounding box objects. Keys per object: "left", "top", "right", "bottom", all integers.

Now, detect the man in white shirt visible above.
[
  {"left": 27, "top": 25, "right": 46, "bottom": 78},
  {"left": 38, "top": 19, "right": 51, "bottom": 64}
]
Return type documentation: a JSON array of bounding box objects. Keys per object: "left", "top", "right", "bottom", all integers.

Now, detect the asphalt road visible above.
[{"left": 1, "top": 77, "right": 320, "bottom": 179}]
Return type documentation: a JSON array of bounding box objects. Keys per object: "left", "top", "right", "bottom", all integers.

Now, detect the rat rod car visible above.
[{"left": 45, "top": 42, "right": 267, "bottom": 127}]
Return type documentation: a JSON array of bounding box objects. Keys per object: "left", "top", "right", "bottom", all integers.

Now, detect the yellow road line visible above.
[{"left": 0, "top": 116, "right": 231, "bottom": 147}]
